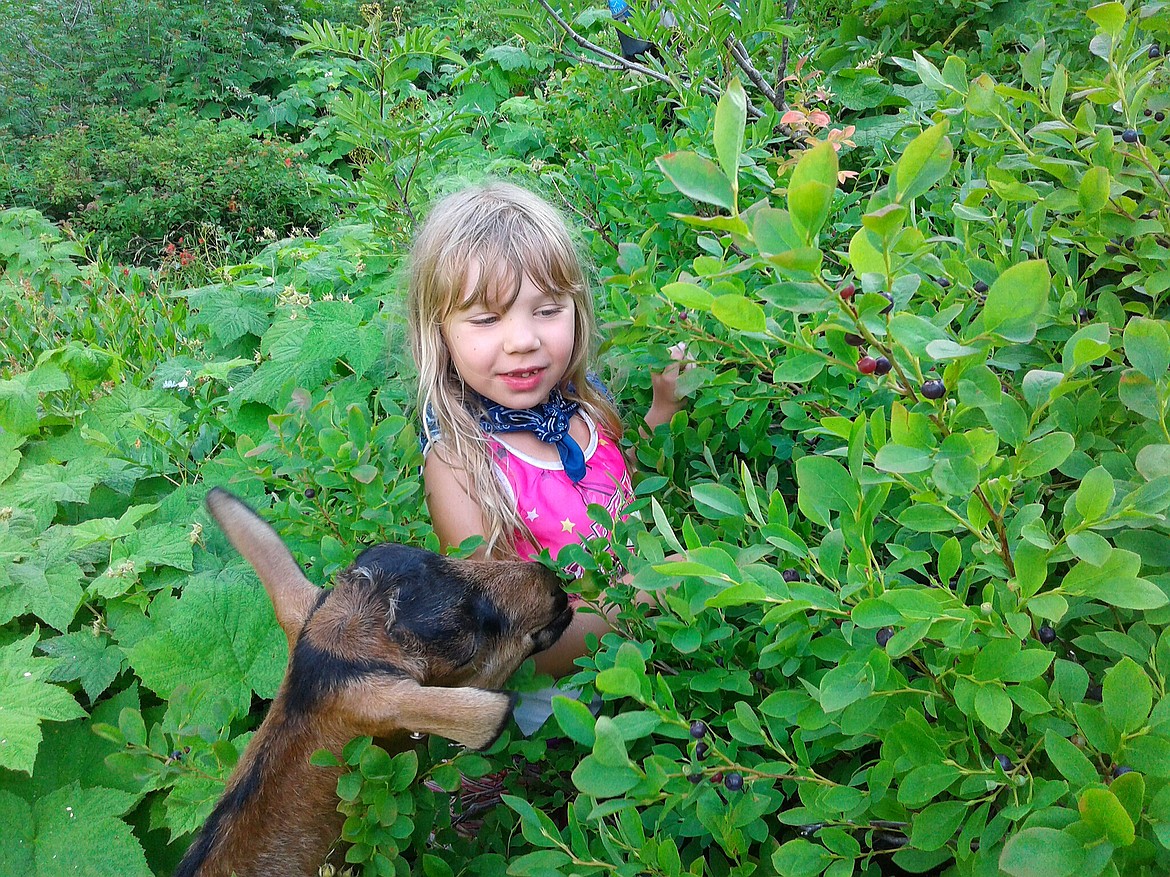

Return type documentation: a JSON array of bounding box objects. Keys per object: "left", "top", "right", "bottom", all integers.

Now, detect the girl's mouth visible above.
[{"left": 499, "top": 367, "right": 546, "bottom": 392}]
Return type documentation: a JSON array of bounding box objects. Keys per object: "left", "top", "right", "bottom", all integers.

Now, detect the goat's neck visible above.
[{"left": 179, "top": 693, "right": 357, "bottom": 877}]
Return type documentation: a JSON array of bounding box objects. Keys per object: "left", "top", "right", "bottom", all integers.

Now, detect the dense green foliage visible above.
[{"left": 2, "top": 1, "right": 1170, "bottom": 876}]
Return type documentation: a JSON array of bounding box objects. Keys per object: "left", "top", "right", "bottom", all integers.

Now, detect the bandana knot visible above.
[{"left": 477, "top": 388, "right": 586, "bottom": 482}]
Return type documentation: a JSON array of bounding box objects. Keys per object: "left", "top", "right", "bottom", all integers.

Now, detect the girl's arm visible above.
[
  {"left": 643, "top": 342, "right": 688, "bottom": 433},
  {"left": 423, "top": 449, "right": 493, "bottom": 559}
]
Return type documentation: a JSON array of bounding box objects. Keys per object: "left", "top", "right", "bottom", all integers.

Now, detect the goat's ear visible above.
[
  {"left": 205, "top": 488, "right": 319, "bottom": 643},
  {"left": 346, "top": 678, "right": 517, "bottom": 750}
]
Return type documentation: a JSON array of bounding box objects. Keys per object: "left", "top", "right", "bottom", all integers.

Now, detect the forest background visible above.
[{"left": 2, "top": 0, "right": 1170, "bottom": 875}]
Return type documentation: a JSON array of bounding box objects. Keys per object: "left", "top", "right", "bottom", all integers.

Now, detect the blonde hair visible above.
[{"left": 408, "top": 181, "right": 623, "bottom": 558}]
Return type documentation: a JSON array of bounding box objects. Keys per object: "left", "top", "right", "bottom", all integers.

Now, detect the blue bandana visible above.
[{"left": 476, "top": 388, "right": 587, "bottom": 482}]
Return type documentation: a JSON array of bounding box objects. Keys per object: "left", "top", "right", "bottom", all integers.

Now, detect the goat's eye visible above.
[{"left": 470, "top": 593, "right": 507, "bottom": 638}]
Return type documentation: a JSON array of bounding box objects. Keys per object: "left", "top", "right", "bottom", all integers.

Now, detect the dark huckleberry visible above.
[
  {"left": 876, "top": 627, "right": 894, "bottom": 648},
  {"left": 921, "top": 380, "right": 947, "bottom": 400},
  {"left": 1038, "top": 625, "right": 1056, "bottom": 644},
  {"left": 996, "top": 754, "right": 1014, "bottom": 772},
  {"left": 690, "top": 720, "right": 707, "bottom": 739},
  {"left": 874, "top": 356, "right": 892, "bottom": 376},
  {"left": 724, "top": 772, "right": 744, "bottom": 791}
]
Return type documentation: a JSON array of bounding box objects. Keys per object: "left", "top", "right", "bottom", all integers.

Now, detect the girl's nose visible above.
[{"left": 502, "top": 317, "right": 540, "bottom": 354}]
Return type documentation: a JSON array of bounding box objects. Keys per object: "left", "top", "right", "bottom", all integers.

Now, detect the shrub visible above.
[{"left": 6, "top": 112, "right": 333, "bottom": 263}]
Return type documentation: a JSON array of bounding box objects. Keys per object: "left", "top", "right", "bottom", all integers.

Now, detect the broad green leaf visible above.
[
  {"left": 788, "top": 142, "right": 838, "bottom": 242},
  {"left": 711, "top": 294, "right": 766, "bottom": 332},
  {"left": 552, "top": 695, "right": 596, "bottom": 747},
  {"left": 690, "top": 483, "right": 745, "bottom": 519},
  {"left": 1118, "top": 369, "right": 1161, "bottom": 420},
  {"left": 911, "top": 801, "right": 967, "bottom": 851},
  {"left": 1062, "top": 549, "right": 1166, "bottom": 609},
  {"left": 999, "top": 827, "right": 1085, "bottom": 877},
  {"left": 1018, "top": 432, "right": 1074, "bottom": 478},
  {"left": 661, "top": 281, "right": 714, "bottom": 311},
  {"left": 975, "top": 684, "right": 1013, "bottom": 733},
  {"left": 0, "top": 633, "right": 87, "bottom": 774},
  {"left": 37, "top": 631, "right": 124, "bottom": 702},
  {"left": 1075, "top": 466, "right": 1114, "bottom": 522},
  {"left": 1079, "top": 787, "right": 1135, "bottom": 846},
  {"left": 772, "top": 839, "right": 833, "bottom": 877},
  {"left": 818, "top": 662, "right": 874, "bottom": 713},
  {"left": 873, "top": 444, "right": 932, "bottom": 473},
  {"left": 125, "top": 571, "right": 286, "bottom": 725},
  {"left": 713, "top": 78, "right": 747, "bottom": 194},
  {"left": 1044, "top": 730, "right": 1098, "bottom": 788},
  {"left": 1103, "top": 657, "right": 1152, "bottom": 733},
  {"left": 656, "top": 152, "right": 735, "bottom": 211},
  {"left": 892, "top": 122, "right": 952, "bottom": 203},
  {"left": 796, "top": 456, "right": 860, "bottom": 526},
  {"left": 570, "top": 753, "right": 640, "bottom": 798},
  {"left": 1123, "top": 317, "right": 1170, "bottom": 381},
  {"left": 1087, "top": 2, "right": 1125, "bottom": 36},
  {"left": 982, "top": 260, "right": 1050, "bottom": 344},
  {"left": 1077, "top": 166, "right": 1110, "bottom": 213},
  {"left": 0, "top": 784, "right": 152, "bottom": 877},
  {"left": 898, "top": 763, "right": 960, "bottom": 807}
]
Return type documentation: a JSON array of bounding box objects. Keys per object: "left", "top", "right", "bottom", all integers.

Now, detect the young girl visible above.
[{"left": 407, "top": 180, "right": 683, "bottom": 679}]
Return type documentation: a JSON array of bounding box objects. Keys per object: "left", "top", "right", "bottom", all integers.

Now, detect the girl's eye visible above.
[
  {"left": 468, "top": 315, "right": 498, "bottom": 326},
  {"left": 537, "top": 306, "right": 564, "bottom": 318}
]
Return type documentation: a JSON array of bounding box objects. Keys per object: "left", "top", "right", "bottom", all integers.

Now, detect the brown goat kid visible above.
[{"left": 175, "top": 488, "right": 572, "bottom": 877}]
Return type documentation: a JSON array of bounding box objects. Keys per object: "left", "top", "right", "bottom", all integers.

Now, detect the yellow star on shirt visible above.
[{"left": 560, "top": 517, "right": 576, "bottom": 533}]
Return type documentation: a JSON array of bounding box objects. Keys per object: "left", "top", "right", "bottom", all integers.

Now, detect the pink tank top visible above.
[{"left": 488, "top": 413, "right": 633, "bottom": 562}]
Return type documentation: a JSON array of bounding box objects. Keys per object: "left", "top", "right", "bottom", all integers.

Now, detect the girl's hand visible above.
[{"left": 646, "top": 342, "right": 690, "bottom": 431}]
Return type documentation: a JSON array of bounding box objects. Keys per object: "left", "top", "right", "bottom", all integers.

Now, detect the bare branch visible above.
[
  {"left": 725, "top": 34, "right": 785, "bottom": 114},
  {"left": 534, "top": 0, "right": 766, "bottom": 119},
  {"left": 777, "top": 0, "right": 798, "bottom": 106}
]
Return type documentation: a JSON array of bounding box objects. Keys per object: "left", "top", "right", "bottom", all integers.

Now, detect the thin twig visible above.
[
  {"left": 777, "top": 0, "right": 797, "bottom": 105},
  {"left": 725, "top": 34, "right": 785, "bottom": 113},
  {"left": 534, "top": 0, "right": 766, "bottom": 119}
]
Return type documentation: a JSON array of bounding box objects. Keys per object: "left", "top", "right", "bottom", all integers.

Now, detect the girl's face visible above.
[{"left": 442, "top": 262, "right": 577, "bottom": 409}]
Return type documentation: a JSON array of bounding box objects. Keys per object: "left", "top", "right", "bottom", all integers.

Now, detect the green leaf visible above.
[
  {"left": 1018, "top": 431, "right": 1074, "bottom": 478},
  {"left": 36, "top": 631, "right": 124, "bottom": 702},
  {"left": 1077, "top": 166, "right": 1110, "bottom": 213},
  {"left": 1062, "top": 549, "right": 1167, "bottom": 610},
  {"left": 772, "top": 839, "right": 833, "bottom": 877},
  {"left": 1087, "top": 2, "right": 1126, "bottom": 36},
  {"left": 873, "top": 444, "right": 932, "bottom": 473},
  {"left": 713, "top": 78, "right": 747, "bottom": 193},
  {"left": 898, "top": 764, "right": 960, "bottom": 807},
  {"left": 892, "top": 122, "right": 953, "bottom": 203},
  {"left": 1079, "top": 787, "right": 1135, "bottom": 846},
  {"left": 911, "top": 801, "right": 967, "bottom": 851},
  {"left": 661, "top": 281, "right": 714, "bottom": 311},
  {"left": 711, "top": 294, "right": 766, "bottom": 332},
  {"left": 570, "top": 754, "right": 640, "bottom": 798},
  {"left": 1103, "top": 657, "right": 1152, "bottom": 733},
  {"left": 690, "top": 483, "right": 746, "bottom": 519},
  {"left": 999, "top": 827, "right": 1085, "bottom": 877},
  {"left": 125, "top": 571, "right": 286, "bottom": 725},
  {"left": 0, "top": 633, "right": 87, "bottom": 774},
  {"left": 788, "top": 142, "right": 838, "bottom": 242},
  {"left": 796, "top": 456, "right": 860, "bottom": 526},
  {"left": 1075, "top": 467, "right": 1114, "bottom": 522},
  {"left": 552, "top": 695, "right": 596, "bottom": 747},
  {"left": 975, "top": 684, "right": 1013, "bottom": 733},
  {"left": 0, "top": 784, "right": 152, "bottom": 877},
  {"left": 982, "top": 260, "right": 1050, "bottom": 344},
  {"left": 1044, "top": 730, "right": 1099, "bottom": 788},
  {"left": 656, "top": 152, "right": 735, "bottom": 211},
  {"left": 1122, "top": 317, "right": 1170, "bottom": 382}
]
